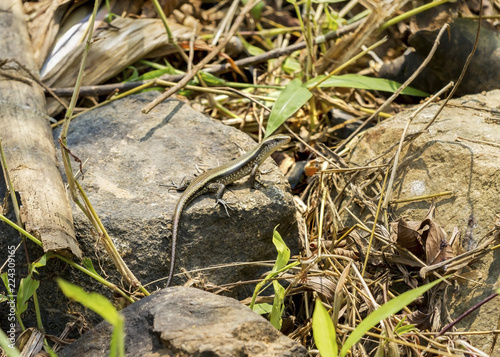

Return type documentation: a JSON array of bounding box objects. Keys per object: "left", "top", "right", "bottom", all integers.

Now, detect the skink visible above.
[{"left": 166, "top": 134, "right": 291, "bottom": 287}]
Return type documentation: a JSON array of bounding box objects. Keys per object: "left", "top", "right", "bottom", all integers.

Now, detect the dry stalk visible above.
[
  {"left": 334, "top": 23, "right": 451, "bottom": 154},
  {"left": 142, "top": 0, "right": 260, "bottom": 113}
]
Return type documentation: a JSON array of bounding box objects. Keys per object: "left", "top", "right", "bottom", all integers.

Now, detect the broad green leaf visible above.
[
  {"left": 306, "top": 74, "right": 429, "bottom": 97},
  {"left": 253, "top": 303, "right": 273, "bottom": 315},
  {"left": 265, "top": 79, "right": 312, "bottom": 138},
  {"left": 0, "top": 328, "right": 20, "bottom": 357},
  {"left": 313, "top": 298, "right": 338, "bottom": 357},
  {"left": 17, "top": 275, "right": 39, "bottom": 315},
  {"left": 57, "top": 279, "right": 120, "bottom": 325},
  {"left": 339, "top": 278, "right": 445, "bottom": 357},
  {"left": 271, "top": 228, "right": 290, "bottom": 273},
  {"left": 57, "top": 279, "right": 124, "bottom": 357},
  {"left": 269, "top": 280, "right": 285, "bottom": 329}
]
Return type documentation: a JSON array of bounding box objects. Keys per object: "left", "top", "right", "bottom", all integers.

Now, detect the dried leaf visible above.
[
  {"left": 402, "top": 309, "right": 431, "bottom": 330},
  {"left": 420, "top": 218, "right": 453, "bottom": 265},
  {"left": 392, "top": 218, "right": 425, "bottom": 257}
]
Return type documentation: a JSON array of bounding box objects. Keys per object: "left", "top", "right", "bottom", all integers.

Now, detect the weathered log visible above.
[{"left": 0, "top": 0, "right": 81, "bottom": 258}]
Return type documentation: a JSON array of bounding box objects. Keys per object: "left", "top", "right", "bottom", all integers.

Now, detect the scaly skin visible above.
[{"left": 166, "top": 134, "right": 291, "bottom": 287}]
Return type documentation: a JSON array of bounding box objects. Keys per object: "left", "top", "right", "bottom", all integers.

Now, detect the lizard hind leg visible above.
[{"left": 208, "top": 182, "right": 234, "bottom": 217}]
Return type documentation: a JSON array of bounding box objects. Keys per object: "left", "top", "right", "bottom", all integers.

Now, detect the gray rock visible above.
[
  {"left": 58, "top": 91, "right": 299, "bottom": 292},
  {"left": 347, "top": 90, "right": 500, "bottom": 354},
  {"left": 0, "top": 90, "right": 299, "bottom": 336},
  {"left": 58, "top": 287, "right": 307, "bottom": 357}
]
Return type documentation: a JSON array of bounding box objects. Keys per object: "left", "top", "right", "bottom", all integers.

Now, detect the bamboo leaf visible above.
[
  {"left": 339, "top": 277, "right": 445, "bottom": 357},
  {"left": 306, "top": 74, "right": 428, "bottom": 97},
  {"left": 265, "top": 79, "right": 312, "bottom": 138}
]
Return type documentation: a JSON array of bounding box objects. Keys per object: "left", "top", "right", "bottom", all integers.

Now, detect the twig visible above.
[
  {"left": 45, "top": 20, "right": 363, "bottom": 98},
  {"left": 142, "top": 0, "right": 260, "bottom": 113},
  {"left": 456, "top": 136, "right": 500, "bottom": 148},
  {"left": 382, "top": 82, "right": 453, "bottom": 209},
  {"left": 437, "top": 292, "right": 498, "bottom": 336},
  {"left": 334, "top": 23, "right": 450, "bottom": 154}
]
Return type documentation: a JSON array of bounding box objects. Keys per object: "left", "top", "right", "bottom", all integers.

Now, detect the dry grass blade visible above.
[{"left": 142, "top": 0, "right": 260, "bottom": 113}]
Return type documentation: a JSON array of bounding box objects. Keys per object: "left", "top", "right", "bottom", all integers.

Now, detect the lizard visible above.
[{"left": 166, "top": 134, "right": 291, "bottom": 287}]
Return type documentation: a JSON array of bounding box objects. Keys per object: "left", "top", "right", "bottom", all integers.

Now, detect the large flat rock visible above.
[
  {"left": 60, "top": 91, "right": 299, "bottom": 290},
  {"left": 347, "top": 90, "right": 500, "bottom": 353}
]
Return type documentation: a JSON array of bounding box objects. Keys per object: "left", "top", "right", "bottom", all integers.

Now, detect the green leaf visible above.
[
  {"left": 271, "top": 228, "right": 290, "bottom": 273},
  {"left": 306, "top": 74, "right": 429, "bottom": 97},
  {"left": 199, "top": 72, "right": 226, "bottom": 86},
  {"left": 57, "top": 279, "right": 120, "bottom": 325},
  {"left": 82, "top": 258, "right": 101, "bottom": 277},
  {"left": 265, "top": 79, "right": 312, "bottom": 138},
  {"left": 253, "top": 303, "right": 273, "bottom": 315},
  {"left": 57, "top": 279, "right": 124, "bottom": 357},
  {"left": 132, "top": 68, "right": 171, "bottom": 81},
  {"left": 241, "top": 0, "right": 265, "bottom": 19},
  {"left": 282, "top": 57, "right": 301, "bottom": 74},
  {"left": 17, "top": 275, "right": 39, "bottom": 315},
  {"left": 123, "top": 66, "right": 139, "bottom": 82},
  {"left": 313, "top": 298, "right": 338, "bottom": 357},
  {"left": 1, "top": 273, "right": 12, "bottom": 296},
  {"left": 311, "top": 0, "right": 348, "bottom": 3},
  {"left": 395, "top": 323, "right": 416, "bottom": 335},
  {"left": 339, "top": 278, "right": 445, "bottom": 357},
  {"left": 109, "top": 315, "right": 125, "bottom": 357},
  {"left": 240, "top": 36, "right": 265, "bottom": 56},
  {"left": 31, "top": 253, "right": 51, "bottom": 275},
  {"left": 0, "top": 328, "right": 21, "bottom": 357},
  {"left": 269, "top": 280, "right": 285, "bottom": 330}
]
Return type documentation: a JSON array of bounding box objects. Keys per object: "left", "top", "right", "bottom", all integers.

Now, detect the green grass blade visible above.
[
  {"left": 313, "top": 298, "right": 338, "bottom": 357},
  {"left": 306, "top": 74, "right": 429, "bottom": 97},
  {"left": 339, "top": 278, "right": 445, "bottom": 357},
  {"left": 265, "top": 79, "right": 312, "bottom": 138}
]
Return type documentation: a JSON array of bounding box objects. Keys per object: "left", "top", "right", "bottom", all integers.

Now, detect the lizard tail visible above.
[{"left": 166, "top": 201, "right": 182, "bottom": 287}]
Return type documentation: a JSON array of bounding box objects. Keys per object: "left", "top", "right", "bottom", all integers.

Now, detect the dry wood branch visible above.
[
  {"left": 0, "top": 0, "right": 80, "bottom": 258},
  {"left": 45, "top": 20, "right": 363, "bottom": 99}
]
